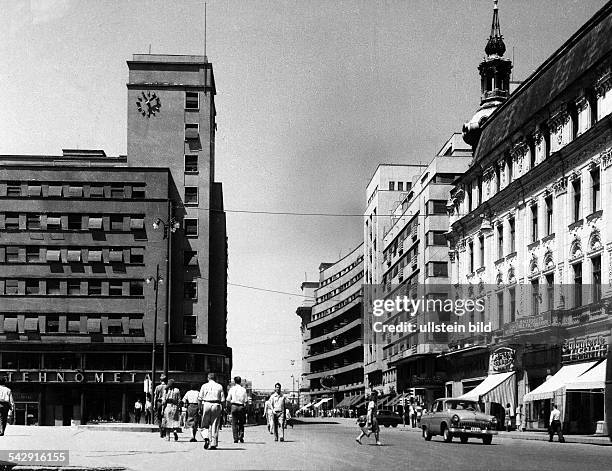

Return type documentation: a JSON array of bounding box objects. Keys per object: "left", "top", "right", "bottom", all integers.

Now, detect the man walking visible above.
[
  {"left": 154, "top": 374, "right": 167, "bottom": 438},
  {"left": 227, "top": 376, "right": 248, "bottom": 443},
  {"left": 144, "top": 394, "right": 152, "bottom": 424},
  {"left": 549, "top": 403, "right": 565, "bottom": 443},
  {"left": 134, "top": 398, "right": 143, "bottom": 424},
  {"left": 198, "top": 373, "right": 225, "bottom": 450},
  {"left": 269, "top": 383, "right": 287, "bottom": 442},
  {"left": 0, "top": 376, "right": 15, "bottom": 436},
  {"left": 263, "top": 398, "right": 274, "bottom": 434}
]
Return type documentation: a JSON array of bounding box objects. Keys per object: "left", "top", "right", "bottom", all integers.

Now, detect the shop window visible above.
[
  {"left": 1, "top": 352, "right": 17, "bottom": 368},
  {"left": 86, "top": 352, "right": 122, "bottom": 370},
  {"left": 125, "top": 353, "right": 149, "bottom": 370},
  {"left": 45, "top": 353, "right": 81, "bottom": 369}
]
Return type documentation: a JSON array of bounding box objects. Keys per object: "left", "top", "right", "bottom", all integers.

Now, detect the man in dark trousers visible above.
[
  {"left": 226, "top": 376, "right": 248, "bottom": 443},
  {"left": 548, "top": 403, "right": 565, "bottom": 443},
  {"left": 154, "top": 374, "right": 167, "bottom": 437}
]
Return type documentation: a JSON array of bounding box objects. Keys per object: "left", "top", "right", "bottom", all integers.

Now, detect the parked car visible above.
[
  {"left": 376, "top": 408, "right": 402, "bottom": 428},
  {"left": 420, "top": 398, "right": 498, "bottom": 444}
]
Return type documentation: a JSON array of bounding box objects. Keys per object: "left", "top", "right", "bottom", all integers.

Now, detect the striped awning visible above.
[
  {"left": 109, "top": 250, "right": 123, "bottom": 262},
  {"left": 4, "top": 318, "right": 18, "bottom": 332},
  {"left": 87, "top": 250, "right": 102, "bottom": 262},
  {"left": 46, "top": 216, "right": 61, "bottom": 227},
  {"left": 28, "top": 185, "right": 41, "bottom": 196},
  {"left": 67, "top": 250, "right": 81, "bottom": 262},
  {"left": 87, "top": 318, "right": 101, "bottom": 333},
  {"left": 89, "top": 186, "right": 104, "bottom": 197},
  {"left": 47, "top": 185, "right": 62, "bottom": 197}
]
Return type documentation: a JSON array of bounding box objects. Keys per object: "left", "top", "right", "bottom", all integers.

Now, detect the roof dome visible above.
[{"left": 485, "top": 34, "right": 506, "bottom": 57}]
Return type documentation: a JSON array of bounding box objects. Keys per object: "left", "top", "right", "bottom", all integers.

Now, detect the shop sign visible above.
[
  {"left": 504, "top": 313, "right": 551, "bottom": 335},
  {"left": 0, "top": 370, "right": 150, "bottom": 384},
  {"left": 562, "top": 335, "right": 608, "bottom": 363},
  {"left": 489, "top": 347, "right": 515, "bottom": 373}
]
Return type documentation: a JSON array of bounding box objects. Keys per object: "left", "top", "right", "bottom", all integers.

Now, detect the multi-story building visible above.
[
  {"left": 301, "top": 245, "right": 364, "bottom": 410},
  {"left": 447, "top": 2, "right": 612, "bottom": 434},
  {"left": 295, "top": 280, "right": 318, "bottom": 407},
  {"left": 363, "top": 164, "right": 426, "bottom": 392},
  {"left": 0, "top": 54, "right": 231, "bottom": 426},
  {"left": 373, "top": 134, "right": 471, "bottom": 404}
]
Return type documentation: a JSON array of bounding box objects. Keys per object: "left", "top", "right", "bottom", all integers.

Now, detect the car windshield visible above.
[{"left": 445, "top": 400, "right": 482, "bottom": 412}]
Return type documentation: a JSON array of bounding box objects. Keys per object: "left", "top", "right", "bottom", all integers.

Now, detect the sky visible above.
[{"left": 0, "top": 0, "right": 607, "bottom": 390}]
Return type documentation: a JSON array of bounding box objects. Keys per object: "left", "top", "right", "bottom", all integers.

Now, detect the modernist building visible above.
[
  {"left": 0, "top": 55, "right": 231, "bottom": 426},
  {"left": 363, "top": 164, "right": 426, "bottom": 392},
  {"left": 447, "top": 2, "right": 612, "bottom": 433},
  {"left": 371, "top": 134, "right": 471, "bottom": 404},
  {"left": 300, "top": 245, "right": 365, "bottom": 410}
]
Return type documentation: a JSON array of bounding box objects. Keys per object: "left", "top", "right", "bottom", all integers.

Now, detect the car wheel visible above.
[
  {"left": 392, "top": 424, "right": 398, "bottom": 428},
  {"left": 384, "top": 424, "right": 390, "bottom": 428},
  {"left": 482, "top": 436, "right": 492, "bottom": 445},
  {"left": 442, "top": 425, "right": 453, "bottom": 443},
  {"left": 460, "top": 435, "right": 468, "bottom": 444},
  {"left": 422, "top": 427, "right": 432, "bottom": 441}
]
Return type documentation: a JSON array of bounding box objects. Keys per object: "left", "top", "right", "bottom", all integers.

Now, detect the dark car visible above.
[{"left": 376, "top": 408, "right": 403, "bottom": 428}]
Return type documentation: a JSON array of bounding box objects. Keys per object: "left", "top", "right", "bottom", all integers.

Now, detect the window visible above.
[
  {"left": 529, "top": 140, "right": 536, "bottom": 169},
  {"left": 68, "top": 185, "right": 83, "bottom": 197},
  {"left": 398, "top": 182, "right": 404, "bottom": 191},
  {"left": 573, "top": 263, "right": 582, "bottom": 307},
  {"left": 572, "top": 179, "right": 581, "bottom": 222},
  {"left": 497, "top": 225, "right": 503, "bottom": 259},
  {"left": 47, "top": 215, "right": 62, "bottom": 230},
  {"left": 66, "top": 249, "right": 81, "bottom": 263},
  {"left": 531, "top": 279, "right": 539, "bottom": 315},
  {"left": 479, "top": 235, "right": 485, "bottom": 268},
  {"left": 427, "top": 262, "right": 448, "bottom": 277},
  {"left": 26, "top": 247, "right": 40, "bottom": 262},
  {"left": 46, "top": 316, "right": 60, "bottom": 333},
  {"left": 67, "top": 316, "right": 81, "bottom": 333},
  {"left": 467, "top": 189, "right": 472, "bottom": 212},
  {"left": 497, "top": 292, "right": 504, "bottom": 328},
  {"left": 68, "top": 280, "right": 81, "bottom": 296},
  {"left": 68, "top": 214, "right": 82, "bottom": 230},
  {"left": 88, "top": 280, "right": 102, "bottom": 296},
  {"left": 428, "top": 231, "right": 447, "bottom": 246},
  {"left": 5, "top": 280, "right": 18, "bottom": 295},
  {"left": 185, "top": 154, "right": 198, "bottom": 173},
  {"left": 89, "top": 185, "right": 104, "bottom": 198},
  {"left": 107, "top": 317, "right": 124, "bottom": 335},
  {"left": 130, "top": 248, "right": 144, "bottom": 264},
  {"left": 592, "top": 256, "right": 601, "bottom": 303},
  {"left": 509, "top": 217, "right": 515, "bottom": 252},
  {"left": 131, "top": 186, "right": 145, "bottom": 199},
  {"left": 109, "top": 281, "right": 123, "bottom": 296},
  {"left": 509, "top": 287, "right": 516, "bottom": 323},
  {"left": 428, "top": 200, "right": 447, "bottom": 215},
  {"left": 27, "top": 214, "right": 41, "bottom": 230},
  {"left": 531, "top": 204, "right": 538, "bottom": 242},
  {"left": 591, "top": 168, "right": 601, "bottom": 213},
  {"left": 388, "top": 181, "right": 395, "bottom": 191},
  {"left": 6, "top": 247, "right": 19, "bottom": 262},
  {"left": 185, "top": 187, "right": 198, "bottom": 205},
  {"left": 184, "top": 250, "right": 198, "bottom": 266},
  {"left": 185, "top": 123, "right": 199, "bottom": 140},
  {"left": 26, "top": 280, "right": 39, "bottom": 295},
  {"left": 184, "top": 218, "right": 198, "bottom": 237},
  {"left": 5, "top": 213, "right": 19, "bottom": 230},
  {"left": 468, "top": 241, "right": 474, "bottom": 273},
  {"left": 110, "top": 215, "right": 124, "bottom": 231},
  {"left": 185, "top": 91, "right": 199, "bottom": 110},
  {"left": 507, "top": 155, "right": 513, "bottom": 183},
  {"left": 545, "top": 196, "right": 553, "bottom": 236},
  {"left": 130, "top": 280, "right": 144, "bottom": 296},
  {"left": 47, "top": 280, "right": 60, "bottom": 295},
  {"left": 477, "top": 177, "right": 483, "bottom": 205},
  {"left": 7, "top": 184, "right": 21, "bottom": 197},
  {"left": 184, "top": 281, "right": 197, "bottom": 299},
  {"left": 183, "top": 316, "right": 197, "bottom": 336},
  {"left": 546, "top": 274, "right": 554, "bottom": 310},
  {"left": 110, "top": 184, "right": 124, "bottom": 198}
]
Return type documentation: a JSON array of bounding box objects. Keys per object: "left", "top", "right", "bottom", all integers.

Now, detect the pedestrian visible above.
[
  {"left": 198, "top": 372, "right": 225, "bottom": 450},
  {"left": 134, "top": 398, "right": 143, "bottom": 423},
  {"left": 269, "top": 383, "right": 287, "bottom": 442},
  {"left": 144, "top": 394, "right": 152, "bottom": 425},
  {"left": 227, "top": 376, "right": 248, "bottom": 443},
  {"left": 355, "top": 390, "right": 381, "bottom": 446},
  {"left": 504, "top": 403, "right": 514, "bottom": 432},
  {"left": 416, "top": 403, "right": 423, "bottom": 426},
  {"left": 182, "top": 384, "right": 201, "bottom": 442},
  {"left": 154, "top": 374, "right": 168, "bottom": 438},
  {"left": 409, "top": 403, "right": 416, "bottom": 428},
  {"left": 263, "top": 398, "right": 274, "bottom": 434},
  {"left": 162, "top": 379, "right": 182, "bottom": 442},
  {"left": 284, "top": 408, "right": 293, "bottom": 429},
  {"left": 548, "top": 403, "right": 565, "bottom": 443},
  {"left": 0, "top": 376, "right": 15, "bottom": 436},
  {"left": 516, "top": 404, "right": 523, "bottom": 432}
]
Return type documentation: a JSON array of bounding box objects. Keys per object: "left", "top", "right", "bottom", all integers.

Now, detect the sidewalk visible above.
[{"left": 301, "top": 417, "right": 612, "bottom": 446}]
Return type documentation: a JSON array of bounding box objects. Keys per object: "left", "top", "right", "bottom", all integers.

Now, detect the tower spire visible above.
[{"left": 485, "top": 0, "right": 506, "bottom": 57}]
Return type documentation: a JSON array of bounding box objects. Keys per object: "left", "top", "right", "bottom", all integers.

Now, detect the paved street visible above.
[{"left": 0, "top": 420, "right": 610, "bottom": 470}]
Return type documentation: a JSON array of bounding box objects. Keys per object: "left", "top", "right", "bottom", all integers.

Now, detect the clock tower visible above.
[{"left": 126, "top": 54, "right": 227, "bottom": 352}]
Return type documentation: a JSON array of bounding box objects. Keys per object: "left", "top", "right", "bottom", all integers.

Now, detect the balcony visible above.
[
  {"left": 306, "top": 318, "right": 361, "bottom": 346},
  {"left": 306, "top": 338, "right": 362, "bottom": 362},
  {"left": 305, "top": 361, "right": 364, "bottom": 380}
]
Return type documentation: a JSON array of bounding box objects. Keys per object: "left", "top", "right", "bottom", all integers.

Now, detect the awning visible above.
[
  {"left": 109, "top": 250, "right": 123, "bottom": 262},
  {"left": 336, "top": 396, "right": 352, "bottom": 408},
  {"left": 47, "top": 185, "right": 62, "bottom": 197},
  {"left": 348, "top": 394, "right": 365, "bottom": 407},
  {"left": 88, "top": 250, "right": 102, "bottom": 262},
  {"left": 4, "top": 318, "right": 17, "bottom": 332},
  {"left": 46, "top": 250, "right": 61, "bottom": 262},
  {"left": 185, "top": 127, "right": 199, "bottom": 140},
  {"left": 523, "top": 361, "right": 597, "bottom": 402},
  {"left": 24, "top": 317, "right": 39, "bottom": 332},
  {"left": 566, "top": 360, "right": 606, "bottom": 391},
  {"left": 313, "top": 397, "right": 333, "bottom": 408},
  {"left": 87, "top": 318, "right": 101, "bottom": 333},
  {"left": 67, "top": 250, "right": 81, "bottom": 262},
  {"left": 458, "top": 371, "right": 516, "bottom": 405}
]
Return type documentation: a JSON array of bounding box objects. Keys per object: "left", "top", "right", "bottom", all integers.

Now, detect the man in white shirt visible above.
[
  {"left": 182, "top": 385, "right": 201, "bottom": 442},
  {"left": 0, "top": 376, "right": 15, "bottom": 436},
  {"left": 227, "top": 376, "right": 248, "bottom": 443},
  {"left": 548, "top": 403, "right": 565, "bottom": 443},
  {"left": 269, "top": 383, "right": 287, "bottom": 442},
  {"left": 198, "top": 373, "right": 225, "bottom": 450}
]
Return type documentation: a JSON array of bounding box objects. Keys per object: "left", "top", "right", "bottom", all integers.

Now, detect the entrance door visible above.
[{"left": 14, "top": 403, "right": 39, "bottom": 425}]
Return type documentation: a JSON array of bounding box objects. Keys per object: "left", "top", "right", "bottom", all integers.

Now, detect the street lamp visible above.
[
  {"left": 145, "top": 265, "right": 163, "bottom": 395},
  {"left": 152, "top": 208, "right": 179, "bottom": 379}
]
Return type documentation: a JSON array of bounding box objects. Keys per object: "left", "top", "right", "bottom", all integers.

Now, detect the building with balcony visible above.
[
  {"left": 301, "top": 244, "right": 364, "bottom": 410},
  {"left": 446, "top": 2, "right": 612, "bottom": 434},
  {"left": 0, "top": 54, "right": 231, "bottom": 425},
  {"left": 371, "top": 134, "right": 471, "bottom": 403}
]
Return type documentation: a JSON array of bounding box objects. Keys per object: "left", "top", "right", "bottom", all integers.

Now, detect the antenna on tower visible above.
[{"left": 204, "top": 2, "right": 208, "bottom": 62}]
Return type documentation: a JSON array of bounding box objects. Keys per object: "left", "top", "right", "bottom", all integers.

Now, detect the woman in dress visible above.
[
  {"left": 162, "top": 379, "right": 182, "bottom": 441},
  {"left": 355, "top": 390, "right": 381, "bottom": 446}
]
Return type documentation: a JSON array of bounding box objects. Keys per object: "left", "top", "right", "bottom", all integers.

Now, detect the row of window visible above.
[
  {"left": 0, "top": 213, "right": 201, "bottom": 237},
  {"left": 320, "top": 255, "right": 364, "bottom": 287},
  {"left": 388, "top": 181, "right": 413, "bottom": 192},
  {"left": 0, "top": 314, "right": 143, "bottom": 335},
  {"left": 316, "top": 271, "right": 363, "bottom": 304},
  {"left": 0, "top": 182, "right": 145, "bottom": 199},
  {"left": 311, "top": 290, "right": 362, "bottom": 321},
  {"left": 0, "top": 246, "right": 144, "bottom": 264}
]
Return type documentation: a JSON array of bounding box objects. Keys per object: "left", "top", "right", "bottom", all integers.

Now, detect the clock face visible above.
[{"left": 136, "top": 91, "right": 161, "bottom": 117}]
